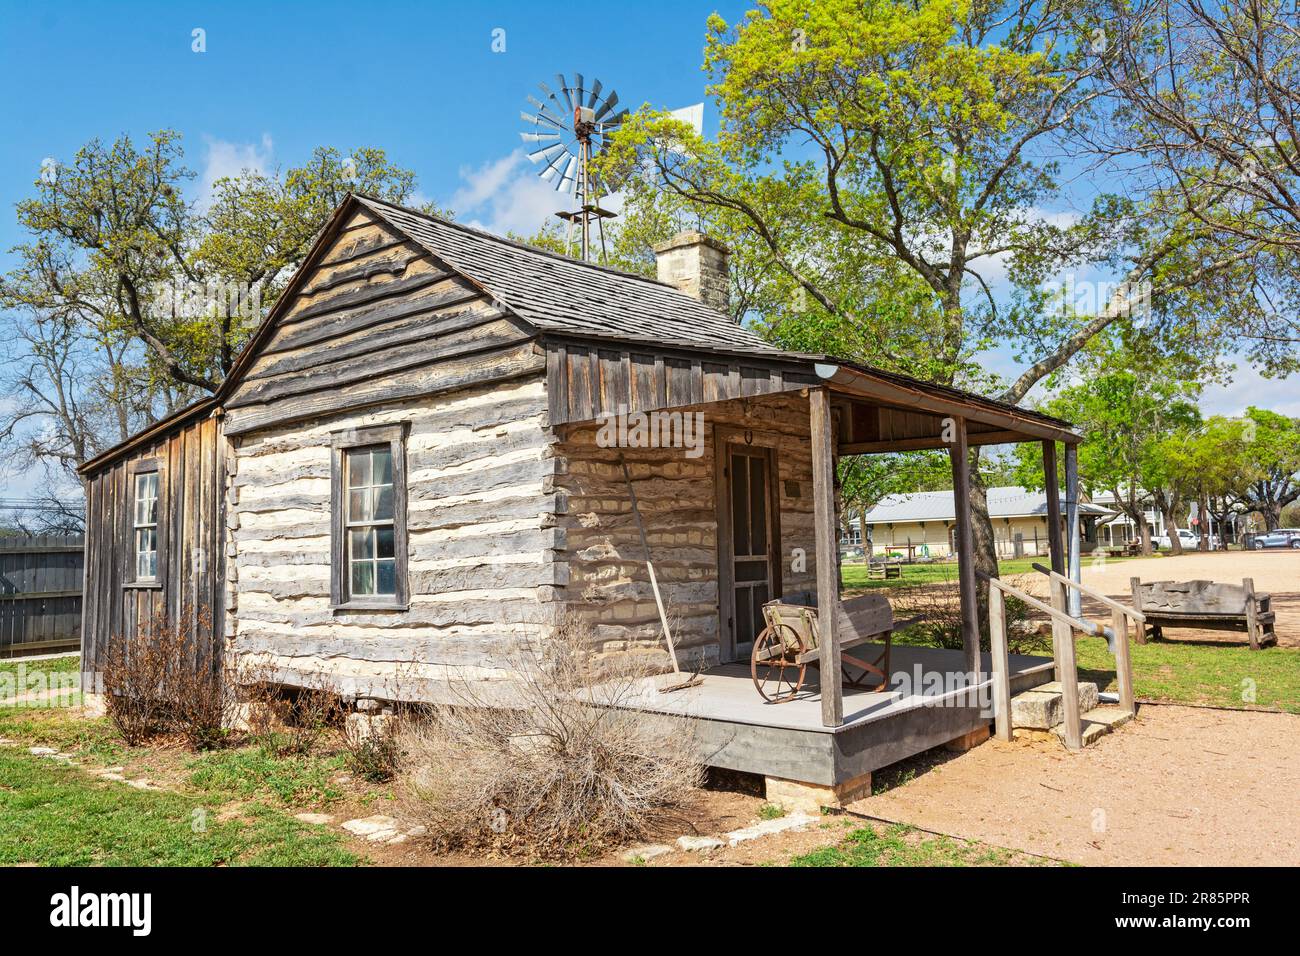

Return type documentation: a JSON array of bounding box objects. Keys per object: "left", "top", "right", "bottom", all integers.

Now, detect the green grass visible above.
[
  {"left": 841, "top": 555, "right": 1144, "bottom": 591},
  {"left": 0, "top": 653, "right": 80, "bottom": 677},
  {"left": 0, "top": 747, "right": 356, "bottom": 866},
  {"left": 1075, "top": 634, "right": 1300, "bottom": 713},
  {"left": 187, "top": 744, "right": 346, "bottom": 806},
  {"left": 788, "top": 822, "right": 1049, "bottom": 867}
]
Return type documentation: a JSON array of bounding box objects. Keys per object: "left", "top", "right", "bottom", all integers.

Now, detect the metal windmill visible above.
[{"left": 520, "top": 73, "right": 628, "bottom": 262}]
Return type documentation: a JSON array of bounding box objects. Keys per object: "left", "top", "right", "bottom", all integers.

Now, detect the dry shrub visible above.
[
  {"left": 397, "top": 624, "right": 702, "bottom": 858},
  {"left": 340, "top": 708, "right": 406, "bottom": 783},
  {"left": 889, "top": 574, "right": 1050, "bottom": 656},
  {"left": 237, "top": 672, "right": 342, "bottom": 758},
  {"left": 102, "top": 609, "right": 237, "bottom": 748}
]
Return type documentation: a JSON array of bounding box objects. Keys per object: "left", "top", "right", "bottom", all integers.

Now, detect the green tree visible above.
[
  {"left": 598, "top": 0, "right": 1257, "bottom": 595},
  {"left": 0, "top": 132, "right": 436, "bottom": 479},
  {"left": 1235, "top": 408, "right": 1300, "bottom": 530}
]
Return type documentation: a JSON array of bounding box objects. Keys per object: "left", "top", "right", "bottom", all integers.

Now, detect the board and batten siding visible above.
[
  {"left": 228, "top": 371, "right": 562, "bottom": 695},
  {"left": 81, "top": 411, "right": 226, "bottom": 677},
  {"left": 553, "top": 391, "right": 819, "bottom": 669}
]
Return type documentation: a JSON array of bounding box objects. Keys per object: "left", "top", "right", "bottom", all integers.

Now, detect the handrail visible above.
[
  {"left": 978, "top": 571, "right": 1102, "bottom": 636},
  {"left": 1030, "top": 562, "right": 1146, "bottom": 624}
]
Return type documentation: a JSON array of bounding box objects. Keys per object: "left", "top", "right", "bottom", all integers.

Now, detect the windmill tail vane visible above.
[{"left": 520, "top": 72, "right": 629, "bottom": 262}]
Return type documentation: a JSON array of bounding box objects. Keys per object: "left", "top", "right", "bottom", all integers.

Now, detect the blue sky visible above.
[{"left": 0, "top": 0, "right": 1294, "bottom": 499}]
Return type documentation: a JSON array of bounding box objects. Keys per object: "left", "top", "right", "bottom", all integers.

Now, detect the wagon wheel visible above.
[{"left": 751, "top": 623, "right": 806, "bottom": 703}]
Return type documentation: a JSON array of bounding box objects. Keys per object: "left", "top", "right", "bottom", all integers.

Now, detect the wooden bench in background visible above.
[
  {"left": 866, "top": 562, "right": 902, "bottom": 580},
  {"left": 1129, "top": 577, "right": 1277, "bottom": 650}
]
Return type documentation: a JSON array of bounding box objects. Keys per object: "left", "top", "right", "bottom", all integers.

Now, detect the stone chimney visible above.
[{"left": 653, "top": 231, "right": 731, "bottom": 317}]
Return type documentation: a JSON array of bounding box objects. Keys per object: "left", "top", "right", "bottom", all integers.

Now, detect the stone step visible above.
[
  {"left": 1052, "top": 705, "right": 1135, "bottom": 746},
  {"left": 1009, "top": 681, "right": 1100, "bottom": 730}
]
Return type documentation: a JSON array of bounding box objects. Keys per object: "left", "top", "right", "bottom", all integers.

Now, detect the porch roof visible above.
[{"left": 543, "top": 332, "right": 1080, "bottom": 449}]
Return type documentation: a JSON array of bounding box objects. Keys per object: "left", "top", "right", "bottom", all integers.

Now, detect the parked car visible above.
[
  {"left": 1154, "top": 528, "right": 1220, "bottom": 550},
  {"left": 1250, "top": 528, "right": 1300, "bottom": 549}
]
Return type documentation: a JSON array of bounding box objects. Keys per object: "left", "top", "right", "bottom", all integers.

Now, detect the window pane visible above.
[
  {"left": 349, "top": 488, "right": 371, "bottom": 522},
  {"left": 351, "top": 560, "right": 374, "bottom": 596},
  {"left": 373, "top": 449, "right": 392, "bottom": 486},
  {"left": 347, "top": 450, "right": 371, "bottom": 488},
  {"left": 350, "top": 529, "right": 374, "bottom": 560},
  {"left": 374, "top": 486, "right": 394, "bottom": 521},
  {"left": 376, "top": 559, "right": 396, "bottom": 595},
  {"left": 376, "top": 527, "right": 395, "bottom": 559}
]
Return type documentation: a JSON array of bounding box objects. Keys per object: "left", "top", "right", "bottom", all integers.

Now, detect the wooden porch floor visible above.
[{"left": 615, "top": 644, "right": 1055, "bottom": 786}]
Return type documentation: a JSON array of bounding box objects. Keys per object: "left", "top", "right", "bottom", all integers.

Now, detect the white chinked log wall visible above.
[{"left": 226, "top": 375, "right": 563, "bottom": 697}]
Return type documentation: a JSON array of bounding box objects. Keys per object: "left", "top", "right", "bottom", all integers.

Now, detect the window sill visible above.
[
  {"left": 124, "top": 581, "right": 162, "bottom": 590},
  {"left": 331, "top": 600, "right": 408, "bottom": 613}
]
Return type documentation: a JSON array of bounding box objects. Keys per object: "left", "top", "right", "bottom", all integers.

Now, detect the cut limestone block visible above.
[
  {"left": 1010, "top": 681, "right": 1099, "bottom": 730},
  {"left": 766, "top": 771, "right": 872, "bottom": 814},
  {"left": 1053, "top": 705, "right": 1135, "bottom": 746}
]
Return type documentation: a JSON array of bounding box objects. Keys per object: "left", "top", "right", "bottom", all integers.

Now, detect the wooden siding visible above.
[
  {"left": 81, "top": 412, "right": 225, "bottom": 676},
  {"left": 553, "top": 392, "right": 819, "bottom": 670},
  {"left": 227, "top": 376, "right": 563, "bottom": 694},
  {"left": 223, "top": 207, "right": 544, "bottom": 437},
  {"left": 545, "top": 338, "right": 818, "bottom": 427},
  {"left": 0, "top": 536, "right": 83, "bottom": 656}
]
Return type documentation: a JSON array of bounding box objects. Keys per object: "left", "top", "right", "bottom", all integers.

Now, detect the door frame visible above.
[{"left": 714, "top": 425, "right": 784, "bottom": 664}]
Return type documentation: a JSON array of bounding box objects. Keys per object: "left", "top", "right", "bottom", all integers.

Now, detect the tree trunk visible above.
[
  {"left": 859, "top": 511, "right": 870, "bottom": 561},
  {"left": 1198, "top": 494, "right": 1211, "bottom": 551},
  {"left": 967, "top": 453, "right": 998, "bottom": 637},
  {"left": 1137, "top": 512, "right": 1153, "bottom": 555},
  {"left": 1162, "top": 503, "right": 1183, "bottom": 554}
]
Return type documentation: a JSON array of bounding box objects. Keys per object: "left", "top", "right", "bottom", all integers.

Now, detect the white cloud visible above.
[
  {"left": 197, "top": 133, "right": 274, "bottom": 208},
  {"left": 1201, "top": 366, "right": 1300, "bottom": 418},
  {"left": 447, "top": 149, "right": 571, "bottom": 238}
]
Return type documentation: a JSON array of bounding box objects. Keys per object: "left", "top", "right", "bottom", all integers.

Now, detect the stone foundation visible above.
[{"left": 765, "top": 771, "right": 872, "bottom": 813}]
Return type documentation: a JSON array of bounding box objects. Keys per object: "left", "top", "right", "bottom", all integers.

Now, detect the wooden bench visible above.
[
  {"left": 750, "top": 593, "right": 917, "bottom": 702},
  {"left": 866, "top": 562, "right": 902, "bottom": 580},
  {"left": 1129, "top": 577, "right": 1277, "bottom": 650},
  {"left": 1103, "top": 544, "right": 1141, "bottom": 558}
]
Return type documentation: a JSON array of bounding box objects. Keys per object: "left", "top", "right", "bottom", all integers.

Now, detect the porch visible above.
[{"left": 615, "top": 643, "right": 1056, "bottom": 791}]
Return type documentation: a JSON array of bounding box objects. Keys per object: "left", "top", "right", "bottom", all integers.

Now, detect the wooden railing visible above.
[{"left": 977, "top": 567, "right": 1141, "bottom": 750}]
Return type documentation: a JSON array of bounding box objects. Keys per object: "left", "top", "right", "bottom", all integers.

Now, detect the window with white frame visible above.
[{"left": 133, "top": 470, "right": 160, "bottom": 582}]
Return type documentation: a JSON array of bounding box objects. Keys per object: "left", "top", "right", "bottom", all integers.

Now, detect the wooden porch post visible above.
[
  {"left": 809, "top": 387, "right": 843, "bottom": 728},
  {"left": 1042, "top": 440, "right": 1065, "bottom": 577},
  {"left": 1065, "top": 442, "right": 1082, "bottom": 618},
  {"left": 949, "top": 416, "right": 981, "bottom": 680}
]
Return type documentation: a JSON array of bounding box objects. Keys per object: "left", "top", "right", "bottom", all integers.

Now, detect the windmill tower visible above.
[{"left": 520, "top": 73, "right": 628, "bottom": 262}]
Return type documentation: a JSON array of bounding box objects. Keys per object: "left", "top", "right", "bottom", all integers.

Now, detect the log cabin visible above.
[{"left": 79, "top": 194, "right": 1096, "bottom": 804}]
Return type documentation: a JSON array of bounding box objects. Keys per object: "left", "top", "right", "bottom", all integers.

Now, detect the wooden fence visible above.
[{"left": 0, "top": 535, "right": 83, "bottom": 658}]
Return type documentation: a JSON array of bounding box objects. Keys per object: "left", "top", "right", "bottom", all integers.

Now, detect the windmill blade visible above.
[
  {"left": 555, "top": 154, "right": 578, "bottom": 193},
  {"left": 520, "top": 131, "right": 562, "bottom": 145},
  {"left": 523, "top": 99, "right": 568, "bottom": 131},
  {"left": 594, "top": 90, "right": 620, "bottom": 122},
  {"left": 527, "top": 143, "right": 567, "bottom": 166},
  {"left": 587, "top": 77, "right": 604, "bottom": 109},
  {"left": 573, "top": 73, "right": 585, "bottom": 110},
  {"left": 555, "top": 73, "right": 576, "bottom": 114},
  {"left": 538, "top": 147, "right": 571, "bottom": 182}
]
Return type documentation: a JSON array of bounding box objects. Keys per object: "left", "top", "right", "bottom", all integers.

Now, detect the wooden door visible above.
[{"left": 724, "top": 444, "right": 778, "bottom": 662}]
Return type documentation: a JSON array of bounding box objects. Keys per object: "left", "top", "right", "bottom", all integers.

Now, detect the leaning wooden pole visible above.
[{"left": 619, "top": 455, "right": 682, "bottom": 674}]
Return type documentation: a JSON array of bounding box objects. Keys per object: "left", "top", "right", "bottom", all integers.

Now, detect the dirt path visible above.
[{"left": 851, "top": 704, "right": 1300, "bottom": 866}]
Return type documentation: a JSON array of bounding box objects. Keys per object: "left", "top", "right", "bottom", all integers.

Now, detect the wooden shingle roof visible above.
[{"left": 355, "top": 195, "right": 776, "bottom": 353}]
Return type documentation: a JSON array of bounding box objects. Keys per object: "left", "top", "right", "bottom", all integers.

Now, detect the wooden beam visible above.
[
  {"left": 948, "top": 416, "right": 981, "bottom": 680},
  {"left": 988, "top": 584, "right": 1012, "bottom": 741},
  {"left": 840, "top": 429, "right": 1025, "bottom": 455},
  {"left": 1049, "top": 577, "right": 1083, "bottom": 749},
  {"left": 810, "top": 387, "right": 844, "bottom": 728},
  {"left": 1043, "top": 440, "right": 1065, "bottom": 577},
  {"left": 1064, "top": 442, "right": 1082, "bottom": 617}
]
